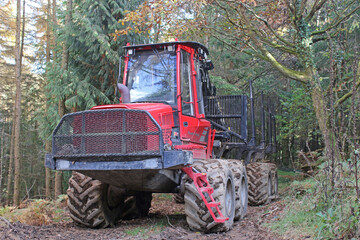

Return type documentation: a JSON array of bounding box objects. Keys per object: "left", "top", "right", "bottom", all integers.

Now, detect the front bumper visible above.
[{"left": 45, "top": 150, "right": 193, "bottom": 170}]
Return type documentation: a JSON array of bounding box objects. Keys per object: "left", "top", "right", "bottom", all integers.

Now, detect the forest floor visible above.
[{"left": 0, "top": 193, "right": 287, "bottom": 240}]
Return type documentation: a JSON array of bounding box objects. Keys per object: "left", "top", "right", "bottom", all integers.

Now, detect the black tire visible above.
[
  {"left": 121, "top": 192, "right": 152, "bottom": 220},
  {"left": 172, "top": 193, "right": 185, "bottom": 203},
  {"left": 227, "top": 160, "right": 248, "bottom": 221},
  {"left": 184, "top": 159, "right": 235, "bottom": 233},
  {"left": 136, "top": 192, "right": 152, "bottom": 216},
  {"left": 67, "top": 172, "right": 123, "bottom": 228},
  {"left": 246, "top": 163, "right": 273, "bottom": 206}
]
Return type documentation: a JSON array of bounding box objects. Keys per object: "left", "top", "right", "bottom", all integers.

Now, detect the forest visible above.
[{"left": 0, "top": 0, "right": 359, "bottom": 239}]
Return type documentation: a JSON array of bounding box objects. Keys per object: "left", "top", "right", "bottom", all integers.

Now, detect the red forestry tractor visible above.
[{"left": 45, "top": 41, "right": 278, "bottom": 232}]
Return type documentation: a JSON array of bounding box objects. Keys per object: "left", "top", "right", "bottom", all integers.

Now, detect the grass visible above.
[
  {"left": 154, "top": 193, "right": 173, "bottom": 201},
  {"left": 267, "top": 169, "right": 360, "bottom": 239},
  {"left": 277, "top": 169, "right": 303, "bottom": 192},
  {"left": 123, "top": 219, "right": 167, "bottom": 239}
]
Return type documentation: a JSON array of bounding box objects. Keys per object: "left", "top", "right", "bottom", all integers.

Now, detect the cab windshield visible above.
[{"left": 126, "top": 49, "right": 176, "bottom": 104}]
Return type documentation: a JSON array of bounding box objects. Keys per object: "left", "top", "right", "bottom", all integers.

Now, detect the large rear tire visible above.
[
  {"left": 228, "top": 160, "right": 248, "bottom": 221},
  {"left": 246, "top": 162, "right": 273, "bottom": 206},
  {"left": 67, "top": 172, "right": 124, "bottom": 228},
  {"left": 184, "top": 159, "right": 235, "bottom": 233}
]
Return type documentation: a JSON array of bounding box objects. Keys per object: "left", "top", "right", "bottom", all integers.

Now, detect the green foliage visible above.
[
  {"left": 156, "top": 193, "right": 173, "bottom": 201},
  {"left": 210, "top": 75, "right": 243, "bottom": 95},
  {"left": 277, "top": 84, "right": 317, "bottom": 141},
  {"left": 0, "top": 198, "right": 69, "bottom": 225},
  {"left": 277, "top": 170, "right": 303, "bottom": 192},
  {"left": 124, "top": 219, "right": 166, "bottom": 238},
  {"left": 269, "top": 162, "right": 360, "bottom": 239},
  {"left": 42, "top": 0, "right": 144, "bottom": 139}
]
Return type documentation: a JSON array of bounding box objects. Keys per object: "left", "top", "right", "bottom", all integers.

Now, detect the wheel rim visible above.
[
  {"left": 225, "top": 178, "right": 234, "bottom": 217},
  {"left": 274, "top": 173, "right": 278, "bottom": 195},
  {"left": 268, "top": 175, "right": 272, "bottom": 197},
  {"left": 240, "top": 177, "right": 247, "bottom": 209}
]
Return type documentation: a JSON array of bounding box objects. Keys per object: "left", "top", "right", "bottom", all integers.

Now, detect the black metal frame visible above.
[
  {"left": 204, "top": 80, "right": 277, "bottom": 164},
  {"left": 52, "top": 109, "right": 164, "bottom": 160}
]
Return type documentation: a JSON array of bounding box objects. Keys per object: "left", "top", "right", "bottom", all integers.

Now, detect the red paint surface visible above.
[{"left": 91, "top": 42, "right": 216, "bottom": 159}]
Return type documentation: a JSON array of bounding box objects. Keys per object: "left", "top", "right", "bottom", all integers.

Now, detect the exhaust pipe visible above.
[{"left": 117, "top": 83, "right": 131, "bottom": 103}]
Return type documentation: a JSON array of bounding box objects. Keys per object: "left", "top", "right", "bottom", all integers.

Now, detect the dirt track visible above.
[{"left": 0, "top": 194, "right": 285, "bottom": 240}]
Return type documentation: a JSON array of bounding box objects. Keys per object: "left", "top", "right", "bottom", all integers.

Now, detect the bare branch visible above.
[
  {"left": 312, "top": 4, "right": 360, "bottom": 36},
  {"left": 236, "top": 0, "right": 296, "bottom": 48},
  {"left": 305, "top": 0, "right": 328, "bottom": 22},
  {"left": 334, "top": 62, "right": 360, "bottom": 108},
  {"left": 236, "top": 5, "right": 310, "bottom": 83},
  {"left": 300, "top": 0, "right": 310, "bottom": 16},
  {"left": 259, "top": 37, "right": 298, "bottom": 55},
  {"left": 284, "top": 0, "right": 295, "bottom": 16}
]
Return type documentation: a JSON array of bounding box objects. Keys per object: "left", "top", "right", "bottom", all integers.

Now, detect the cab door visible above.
[{"left": 177, "top": 46, "right": 211, "bottom": 159}]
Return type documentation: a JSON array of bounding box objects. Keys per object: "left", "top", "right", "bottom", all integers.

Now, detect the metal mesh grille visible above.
[{"left": 52, "top": 109, "right": 162, "bottom": 159}]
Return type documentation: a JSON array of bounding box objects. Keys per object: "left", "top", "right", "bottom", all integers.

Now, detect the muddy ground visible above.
[{"left": 0, "top": 194, "right": 285, "bottom": 240}]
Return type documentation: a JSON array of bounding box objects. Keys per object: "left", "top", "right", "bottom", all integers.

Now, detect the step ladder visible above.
[{"left": 182, "top": 166, "right": 229, "bottom": 223}]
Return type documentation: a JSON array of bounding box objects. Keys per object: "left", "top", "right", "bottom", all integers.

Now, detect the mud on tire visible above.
[
  {"left": 246, "top": 162, "right": 273, "bottom": 206},
  {"left": 67, "top": 172, "right": 123, "bottom": 228},
  {"left": 184, "top": 159, "right": 235, "bottom": 233},
  {"left": 227, "top": 160, "right": 248, "bottom": 221}
]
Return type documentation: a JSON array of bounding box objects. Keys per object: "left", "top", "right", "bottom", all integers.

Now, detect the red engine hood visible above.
[{"left": 91, "top": 103, "right": 175, "bottom": 127}]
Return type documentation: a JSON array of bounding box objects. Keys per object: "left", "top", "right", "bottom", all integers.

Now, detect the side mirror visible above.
[
  {"left": 204, "top": 60, "right": 214, "bottom": 71},
  {"left": 117, "top": 83, "right": 130, "bottom": 104}
]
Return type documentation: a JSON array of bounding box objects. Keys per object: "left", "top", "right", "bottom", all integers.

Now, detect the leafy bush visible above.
[
  {"left": 0, "top": 195, "right": 69, "bottom": 226},
  {"left": 269, "top": 158, "right": 360, "bottom": 239}
]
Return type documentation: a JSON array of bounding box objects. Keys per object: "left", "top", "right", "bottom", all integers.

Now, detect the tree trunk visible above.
[
  {"left": 45, "top": 141, "right": 51, "bottom": 199},
  {"left": 6, "top": 119, "right": 15, "bottom": 205},
  {"left": 309, "top": 70, "right": 341, "bottom": 162},
  {"left": 54, "top": 0, "right": 72, "bottom": 200},
  {"left": 0, "top": 120, "right": 5, "bottom": 206},
  {"left": 13, "top": 0, "right": 23, "bottom": 206},
  {"left": 52, "top": 0, "right": 57, "bottom": 61},
  {"left": 45, "top": 0, "right": 52, "bottom": 201}
]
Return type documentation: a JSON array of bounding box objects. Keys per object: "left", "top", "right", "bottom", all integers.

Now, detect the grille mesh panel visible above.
[
  {"left": 53, "top": 109, "right": 162, "bottom": 159},
  {"left": 205, "top": 95, "right": 244, "bottom": 142}
]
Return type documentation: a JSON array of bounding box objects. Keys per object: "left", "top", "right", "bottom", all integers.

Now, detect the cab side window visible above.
[
  {"left": 180, "top": 50, "right": 194, "bottom": 116},
  {"left": 194, "top": 57, "right": 205, "bottom": 115}
]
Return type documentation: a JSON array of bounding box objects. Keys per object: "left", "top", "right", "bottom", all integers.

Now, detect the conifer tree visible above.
[
  {"left": 13, "top": 0, "right": 23, "bottom": 206},
  {"left": 44, "top": 0, "right": 145, "bottom": 197}
]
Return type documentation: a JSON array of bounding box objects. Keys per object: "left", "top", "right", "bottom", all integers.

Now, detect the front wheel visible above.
[
  {"left": 184, "top": 159, "right": 235, "bottom": 233},
  {"left": 67, "top": 172, "right": 124, "bottom": 228}
]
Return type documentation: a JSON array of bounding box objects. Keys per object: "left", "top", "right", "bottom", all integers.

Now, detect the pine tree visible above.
[
  {"left": 13, "top": 0, "right": 23, "bottom": 206},
  {"left": 43, "top": 0, "right": 145, "bottom": 197}
]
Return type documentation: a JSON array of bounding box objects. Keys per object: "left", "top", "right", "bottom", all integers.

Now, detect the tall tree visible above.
[
  {"left": 54, "top": 0, "right": 72, "bottom": 200},
  {"left": 13, "top": 0, "right": 23, "bottom": 206},
  {"left": 118, "top": 0, "right": 360, "bottom": 161},
  {"left": 45, "top": 0, "right": 52, "bottom": 200}
]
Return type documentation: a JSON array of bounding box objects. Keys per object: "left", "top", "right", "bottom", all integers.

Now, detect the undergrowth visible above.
[
  {"left": 124, "top": 219, "right": 166, "bottom": 239},
  {"left": 269, "top": 159, "right": 360, "bottom": 239},
  {"left": 0, "top": 195, "right": 69, "bottom": 226}
]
